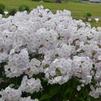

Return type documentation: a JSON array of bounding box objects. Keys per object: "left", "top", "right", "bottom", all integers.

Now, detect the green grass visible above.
[
  {"left": 0, "top": 0, "right": 101, "bottom": 26},
  {"left": 0, "top": 0, "right": 101, "bottom": 17}
]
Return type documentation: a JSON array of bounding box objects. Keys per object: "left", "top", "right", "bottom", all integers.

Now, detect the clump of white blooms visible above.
[
  {"left": 19, "top": 76, "right": 42, "bottom": 93},
  {"left": 4, "top": 48, "right": 30, "bottom": 77},
  {"left": 0, "top": 5, "right": 101, "bottom": 100},
  {"left": 0, "top": 86, "right": 21, "bottom": 101}
]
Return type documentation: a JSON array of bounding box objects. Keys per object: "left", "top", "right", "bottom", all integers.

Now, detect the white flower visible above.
[
  {"left": 77, "top": 85, "right": 81, "bottom": 91},
  {"left": 19, "top": 76, "right": 42, "bottom": 93},
  {"left": 95, "top": 18, "right": 100, "bottom": 22},
  {"left": 56, "top": 43, "right": 74, "bottom": 58},
  {"left": 0, "top": 52, "right": 8, "bottom": 63},
  {"left": 45, "top": 58, "right": 72, "bottom": 84},
  {"left": 73, "top": 56, "right": 93, "bottom": 84},
  {"left": 4, "top": 11, "right": 8, "bottom": 15},
  {"left": 90, "top": 87, "right": 101, "bottom": 98},
  {"left": 0, "top": 86, "right": 21, "bottom": 101},
  {"left": 4, "top": 48, "right": 30, "bottom": 77},
  {"left": 25, "top": 58, "right": 42, "bottom": 77}
]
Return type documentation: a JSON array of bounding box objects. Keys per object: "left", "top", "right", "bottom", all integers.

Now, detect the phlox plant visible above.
[{"left": 0, "top": 6, "right": 101, "bottom": 101}]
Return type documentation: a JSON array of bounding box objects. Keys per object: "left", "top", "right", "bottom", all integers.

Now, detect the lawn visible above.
[{"left": 0, "top": 0, "right": 101, "bottom": 26}]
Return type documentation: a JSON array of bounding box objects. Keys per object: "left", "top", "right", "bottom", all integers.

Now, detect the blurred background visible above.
[{"left": 0, "top": 0, "right": 101, "bottom": 26}]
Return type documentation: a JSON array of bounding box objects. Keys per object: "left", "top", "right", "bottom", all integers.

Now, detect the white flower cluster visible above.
[
  {"left": 0, "top": 86, "right": 38, "bottom": 101},
  {"left": 0, "top": 5, "right": 101, "bottom": 100},
  {"left": 19, "top": 76, "right": 42, "bottom": 94}
]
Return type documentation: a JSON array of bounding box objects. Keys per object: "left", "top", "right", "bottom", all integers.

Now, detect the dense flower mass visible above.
[{"left": 0, "top": 6, "right": 101, "bottom": 100}]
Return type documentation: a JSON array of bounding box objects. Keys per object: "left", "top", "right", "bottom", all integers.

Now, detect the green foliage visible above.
[
  {"left": 85, "top": 12, "right": 92, "bottom": 18},
  {"left": 19, "top": 5, "right": 30, "bottom": 12},
  {"left": 0, "top": 4, "right": 5, "bottom": 14},
  {"left": 31, "top": 77, "right": 101, "bottom": 101},
  {"left": 8, "top": 8, "right": 17, "bottom": 15},
  {"left": 84, "top": 12, "right": 92, "bottom": 21}
]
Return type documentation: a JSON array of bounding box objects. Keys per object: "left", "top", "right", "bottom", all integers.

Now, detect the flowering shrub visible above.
[{"left": 0, "top": 6, "right": 101, "bottom": 101}]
